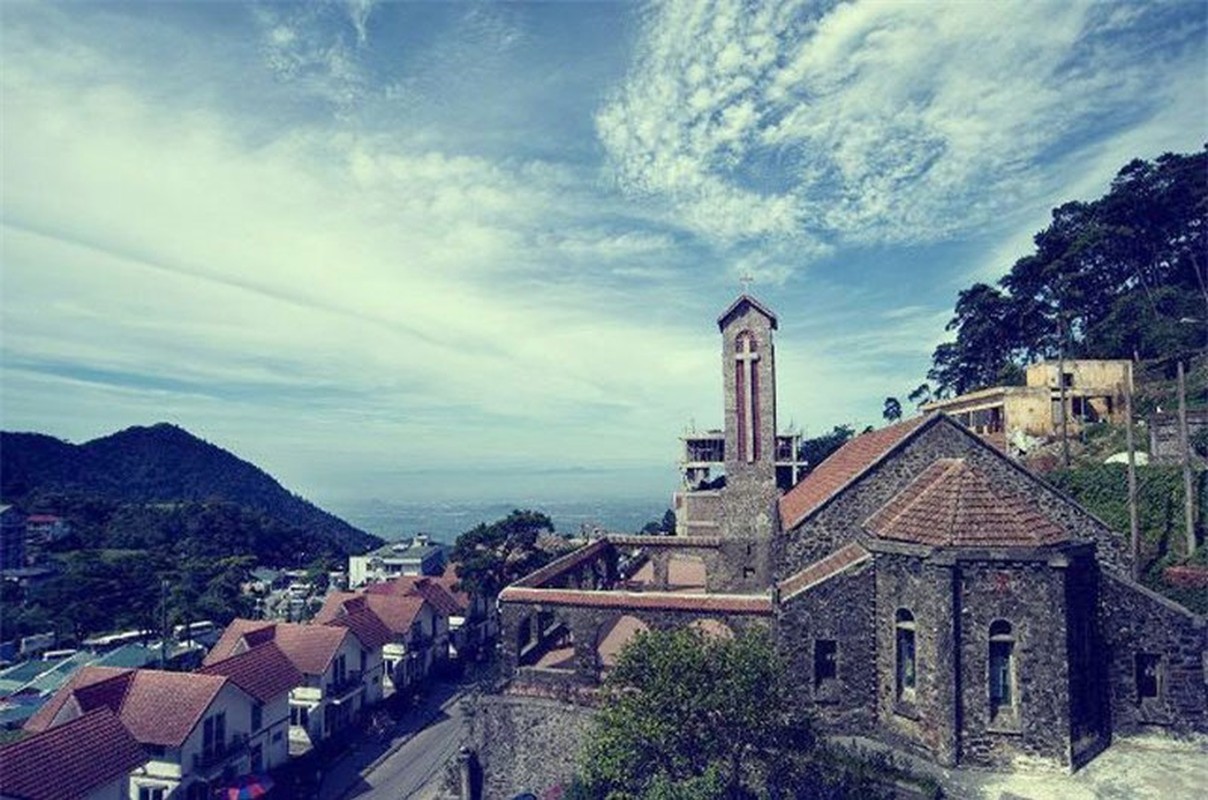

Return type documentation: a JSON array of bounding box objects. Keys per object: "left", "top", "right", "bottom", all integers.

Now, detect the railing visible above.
[
  {"left": 325, "top": 670, "right": 363, "bottom": 698},
  {"left": 192, "top": 733, "right": 248, "bottom": 772}
]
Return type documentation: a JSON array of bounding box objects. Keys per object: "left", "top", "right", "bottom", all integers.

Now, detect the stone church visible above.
[{"left": 496, "top": 294, "right": 1206, "bottom": 774}]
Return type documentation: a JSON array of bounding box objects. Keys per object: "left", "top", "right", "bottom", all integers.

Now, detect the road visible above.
[
  {"left": 357, "top": 696, "right": 467, "bottom": 799},
  {"left": 335, "top": 688, "right": 469, "bottom": 800}
]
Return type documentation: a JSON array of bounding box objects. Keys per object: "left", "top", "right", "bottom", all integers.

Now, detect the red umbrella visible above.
[{"left": 220, "top": 774, "right": 274, "bottom": 800}]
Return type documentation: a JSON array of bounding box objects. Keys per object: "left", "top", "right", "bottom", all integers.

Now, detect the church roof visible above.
[
  {"left": 865, "top": 458, "right": 1070, "bottom": 548},
  {"left": 717, "top": 294, "right": 778, "bottom": 331},
  {"left": 779, "top": 414, "right": 933, "bottom": 530},
  {"left": 777, "top": 543, "right": 872, "bottom": 601}
]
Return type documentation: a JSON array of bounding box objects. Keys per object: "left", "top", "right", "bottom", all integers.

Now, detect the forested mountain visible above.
[
  {"left": 0, "top": 422, "right": 382, "bottom": 558},
  {"left": 923, "top": 147, "right": 1206, "bottom": 399}
]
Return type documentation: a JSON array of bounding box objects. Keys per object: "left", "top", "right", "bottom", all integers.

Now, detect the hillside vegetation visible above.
[
  {"left": 0, "top": 423, "right": 382, "bottom": 645},
  {"left": 1, "top": 422, "right": 381, "bottom": 558}
]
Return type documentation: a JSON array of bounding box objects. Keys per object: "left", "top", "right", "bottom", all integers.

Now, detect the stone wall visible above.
[
  {"left": 1099, "top": 571, "right": 1208, "bottom": 734},
  {"left": 954, "top": 557, "right": 1076, "bottom": 769},
  {"left": 779, "top": 418, "right": 1131, "bottom": 577},
  {"left": 463, "top": 693, "right": 596, "bottom": 800},
  {"left": 778, "top": 560, "right": 877, "bottom": 734}
]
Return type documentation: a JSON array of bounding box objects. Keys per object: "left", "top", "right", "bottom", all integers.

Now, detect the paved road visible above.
[{"left": 357, "top": 695, "right": 467, "bottom": 799}]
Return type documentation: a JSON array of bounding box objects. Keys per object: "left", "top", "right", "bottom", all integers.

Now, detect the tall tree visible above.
[
  {"left": 882, "top": 397, "right": 903, "bottom": 422},
  {"left": 450, "top": 509, "right": 563, "bottom": 597},
  {"left": 577, "top": 627, "right": 816, "bottom": 797}
]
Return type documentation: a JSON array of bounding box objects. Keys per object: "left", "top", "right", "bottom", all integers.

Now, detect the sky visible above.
[{"left": 2, "top": 0, "right": 1205, "bottom": 509}]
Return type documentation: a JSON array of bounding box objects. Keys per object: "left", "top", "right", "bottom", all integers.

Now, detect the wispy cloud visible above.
[{"left": 599, "top": 0, "right": 1205, "bottom": 255}]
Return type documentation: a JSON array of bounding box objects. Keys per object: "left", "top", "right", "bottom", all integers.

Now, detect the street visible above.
[{"left": 316, "top": 682, "right": 468, "bottom": 800}]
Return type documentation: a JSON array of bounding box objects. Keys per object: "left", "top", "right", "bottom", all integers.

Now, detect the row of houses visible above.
[{"left": 0, "top": 566, "right": 497, "bottom": 800}]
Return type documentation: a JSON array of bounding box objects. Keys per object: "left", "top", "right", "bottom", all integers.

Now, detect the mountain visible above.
[{"left": 0, "top": 422, "right": 382, "bottom": 557}]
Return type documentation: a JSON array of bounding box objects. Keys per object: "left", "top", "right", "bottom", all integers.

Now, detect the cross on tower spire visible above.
[{"left": 740, "top": 273, "right": 754, "bottom": 294}]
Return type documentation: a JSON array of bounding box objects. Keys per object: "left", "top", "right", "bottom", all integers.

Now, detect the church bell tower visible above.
[{"left": 717, "top": 294, "right": 780, "bottom": 539}]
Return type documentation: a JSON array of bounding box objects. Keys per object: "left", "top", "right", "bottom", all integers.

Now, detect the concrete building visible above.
[
  {"left": 920, "top": 359, "right": 1133, "bottom": 451},
  {"left": 483, "top": 295, "right": 1205, "bottom": 796},
  {"left": 348, "top": 535, "right": 445, "bottom": 587}
]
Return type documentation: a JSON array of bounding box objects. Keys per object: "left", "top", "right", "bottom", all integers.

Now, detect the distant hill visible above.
[{"left": 0, "top": 422, "right": 382, "bottom": 558}]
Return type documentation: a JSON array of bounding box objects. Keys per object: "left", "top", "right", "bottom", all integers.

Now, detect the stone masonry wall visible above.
[
  {"left": 1099, "top": 571, "right": 1208, "bottom": 734},
  {"left": 874, "top": 553, "right": 960, "bottom": 766},
  {"left": 955, "top": 558, "right": 1074, "bottom": 769},
  {"left": 778, "top": 561, "right": 877, "bottom": 734},
  {"left": 779, "top": 418, "right": 1131, "bottom": 578},
  {"left": 464, "top": 693, "right": 597, "bottom": 800}
]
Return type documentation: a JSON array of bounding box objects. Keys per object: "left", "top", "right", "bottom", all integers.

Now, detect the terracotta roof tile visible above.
[
  {"left": 0, "top": 707, "right": 147, "bottom": 800},
  {"left": 324, "top": 606, "right": 393, "bottom": 651},
  {"left": 117, "top": 670, "right": 230, "bottom": 746},
  {"left": 364, "top": 595, "right": 427, "bottom": 634},
  {"left": 24, "top": 666, "right": 131, "bottom": 734},
  {"left": 500, "top": 587, "right": 772, "bottom": 615},
  {"left": 27, "top": 667, "right": 233, "bottom": 748},
  {"left": 865, "top": 458, "right": 1070, "bottom": 548},
  {"left": 271, "top": 623, "right": 350, "bottom": 676},
  {"left": 199, "top": 642, "right": 303, "bottom": 703},
  {"left": 202, "top": 619, "right": 275, "bottom": 666},
  {"left": 778, "top": 543, "right": 872, "bottom": 600},
  {"left": 365, "top": 575, "right": 464, "bottom": 616},
  {"left": 203, "top": 619, "right": 350, "bottom": 676},
  {"left": 779, "top": 415, "right": 932, "bottom": 530},
  {"left": 432, "top": 567, "right": 472, "bottom": 610},
  {"left": 314, "top": 592, "right": 363, "bottom": 624}
]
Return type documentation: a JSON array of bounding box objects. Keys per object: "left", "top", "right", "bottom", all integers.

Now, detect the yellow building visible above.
[{"left": 920, "top": 360, "right": 1133, "bottom": 450}]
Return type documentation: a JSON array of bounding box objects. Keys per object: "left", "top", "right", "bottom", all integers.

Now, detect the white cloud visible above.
[{"left": 598, "top": 0, "right": 1206, "bottom": 254}]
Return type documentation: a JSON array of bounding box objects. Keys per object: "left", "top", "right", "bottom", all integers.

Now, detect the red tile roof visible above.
[
  {"left": 324, "top": 606, "right": 393, "bottom": 652},
  {"left": 271, "top": 623, "right": 351, "bottom": 676},
  {"left": 199, "top": 642, "right": 303, "bottom": 703},
  {"left": 778, "top": 543, "right": 872, "bottom": 601},
  {"left": 865, "top": 458, "right": 1070, "bottom": 548},
  {"left": 24, "top": 666, "right": 131, "bottom": 734},
  {"left": 25, "top": 667, "right": 233, "bottom": 747},
  {"left": 366, "top": 575, "right": 464, "bottom": 616},
  {"left": 316, "top": 591, "right": 429, "bottom": 636},
  {"left": 203, "top": 618, "right": 276, "bottom": 666},
  {"left": 364, "top": 595, "right": 428, "bottom": 635},
  {"left": 0, "top": 707, "right": 147, "bottom": 800},
  {"left": 203, "top": 619, "right": 351, "bottom": 676},
  {"left": 779, "top": 415, "right": 933, "bottom": 530},
  {"left": 499, "top": 587, "right": 772, "bottom": 615}
]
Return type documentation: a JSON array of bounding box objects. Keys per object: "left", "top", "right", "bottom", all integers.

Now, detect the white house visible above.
[
  {"left": 315, "top": 592, "right": 441, "bottom": 693},
  {"left": 24, "top": 666, "right": 262, "bottom": 800},
  {"left": 348, "top": 535, "right": 445, "bottom": 587},
  {"left": 198, "top": 641, "right": 302, "bottom": 774},
  {"left": 203, "top": 619, "right": 388, "bottom": 752}
]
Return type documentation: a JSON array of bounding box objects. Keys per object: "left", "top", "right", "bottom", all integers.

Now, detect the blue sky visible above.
[{"left": 2, "top": 0, "right": 1205, "bottom": 508}]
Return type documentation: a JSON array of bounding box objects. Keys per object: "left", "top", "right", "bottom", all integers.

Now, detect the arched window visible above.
[
  {"left": 989, "top": 620, "right": 1015, "bottom": 720},
  {"left": 895, "top": 609, "right": 916, "bottom": 700}
]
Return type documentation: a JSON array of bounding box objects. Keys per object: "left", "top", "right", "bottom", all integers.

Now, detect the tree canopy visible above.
[
  {"left": 450, "top": 509, "right": 564, "bottom": 597},
  {"left": 576, "top": 627, "right": 819, "bottom": 798},
  {"left": 927, "top": 148, "right": 1207, "bottom": 398}
]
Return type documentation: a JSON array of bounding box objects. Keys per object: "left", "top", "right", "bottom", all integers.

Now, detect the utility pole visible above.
[
  {"left": 1178, "top": 361, "right": 1196, "bottom": 556},
  {"left": 1123, "top": 380, "right": 1140, "bottom": 581},
  {"left": 1058, "top": 314, "right": 1070, "bottom": 468}
]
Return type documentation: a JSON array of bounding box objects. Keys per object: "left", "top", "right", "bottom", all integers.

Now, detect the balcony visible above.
[
  {"left": 325, "top": 670, "right": 363, "bottom": 702},
  {"left": 192, "top": 733, "right": 248, "bottom": 775}
]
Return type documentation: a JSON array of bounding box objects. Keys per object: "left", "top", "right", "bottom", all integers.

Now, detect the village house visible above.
[
  {"left": 0, "top": 706, "right": 148, "bottom": 800},
  {"left": 365, "top": 568, "right": 498, "bottom": 662},
  {"left": 203, "top": 619, "right": 387, "bottom": 751},
  {"left": 197, "top": 641, "right": 302, "bottom": 775},
  {"left": 493, "top": 295, "right": 1205, "bottom": 779},
  {"left": 24, "top": 665, "right": 265, "bottom": 800},
  {"left": 315, "top": 591, "right": 441, "bottom": 693}
]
